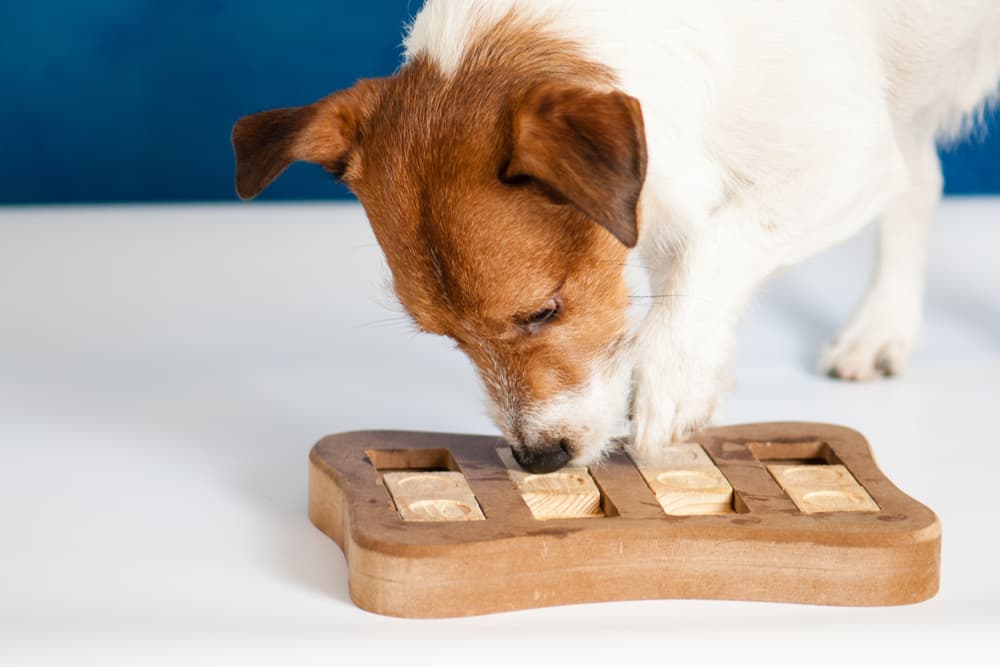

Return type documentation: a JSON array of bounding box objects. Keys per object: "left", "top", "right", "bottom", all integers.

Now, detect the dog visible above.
[{"left": 233, "top": 0, "right": 1000, "bottom": 473}]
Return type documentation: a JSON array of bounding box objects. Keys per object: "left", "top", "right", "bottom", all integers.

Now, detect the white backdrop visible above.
[{"left": 1, "top": 200, "right": 997, "bottom": 665}]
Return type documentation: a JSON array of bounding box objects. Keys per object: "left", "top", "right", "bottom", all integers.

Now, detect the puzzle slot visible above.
[
  {"left": 746, "top": 440, "right": 841, "bottom": 466},
  {"left": 767, "top": 463, "right": 879, "bottom": 514},
  {"left": 632, "top": 443, "right": 734, "bottom": 515},
  {"left": 381, "top": 470, "right": 485, "bottom": 522},
  {"left": 366, "top": 448, "right": 459, "bottom": 473},
  {"left": 496, "top": 447, "right": 605, "bottom": 520}
]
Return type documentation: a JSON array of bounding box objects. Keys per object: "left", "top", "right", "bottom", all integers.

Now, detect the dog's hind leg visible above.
[{"left": 821, "top": 137, "right": 942, "bottom": 381}]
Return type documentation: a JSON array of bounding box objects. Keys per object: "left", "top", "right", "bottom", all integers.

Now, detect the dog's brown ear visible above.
[
  {"left": 503, "top": 83, "right": 647, "bottom": 247},
  {"left": 231, "top": 79, "right": 382, "bottom": 200}
]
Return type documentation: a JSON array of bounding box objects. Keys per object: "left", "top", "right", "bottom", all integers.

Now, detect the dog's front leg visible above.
[{"left": 629, "top": 223, "right": 767, "bottom": 460}]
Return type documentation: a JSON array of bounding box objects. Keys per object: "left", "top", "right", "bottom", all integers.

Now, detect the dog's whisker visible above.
[
  {"left": 353, "top": 316, "right": 417, "bottom": 331},
  {"left": 628, "top": 292, "right": 739, "bottom": 323},
  {"left": 342, "top": 242, "right": 381, "bottom": 252}
]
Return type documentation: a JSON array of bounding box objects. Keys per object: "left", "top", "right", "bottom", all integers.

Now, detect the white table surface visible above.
[{"left": 1, "top": 200, "right": 997, "bottom": 666}]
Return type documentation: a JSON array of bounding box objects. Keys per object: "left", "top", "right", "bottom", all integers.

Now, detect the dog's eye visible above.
[{"left": 516, "top": 298, "right": 561, "bottom": 335}]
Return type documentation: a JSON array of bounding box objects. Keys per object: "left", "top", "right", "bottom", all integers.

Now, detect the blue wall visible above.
[{"left": 0, "top": 1, "right": 997, "bottom": 204}]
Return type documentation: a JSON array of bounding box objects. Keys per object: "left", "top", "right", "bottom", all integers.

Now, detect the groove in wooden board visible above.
[
  {"left": 585, "top": 449, "right": 663, "bottom": 520},
  {"left": 768, "top": 464, "right": 879, "bottom": 513},
  {"left": 451, "top": 445, "right": 537, "bottom": 523},
  {"left": 704, "top": 440, "right": 800, "bottom": 514},
  {"left": 496, "top": 447, "right": 602, "bottom": 519}
]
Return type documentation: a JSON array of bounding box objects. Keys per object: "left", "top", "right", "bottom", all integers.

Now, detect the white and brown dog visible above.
[{"left": 233, "top": 1, "right": 1000, "bottom": 472}]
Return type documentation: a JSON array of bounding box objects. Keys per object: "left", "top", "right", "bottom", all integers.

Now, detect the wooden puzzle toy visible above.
[{"left": 308, "top": 422, "right": 940, "bottom": 617}]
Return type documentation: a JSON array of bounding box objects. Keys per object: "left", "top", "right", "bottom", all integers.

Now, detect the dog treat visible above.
[
  {"left": 634, "top": 443, "right": 734, "bottom": 515},
  {"left": 495, "top": 447, "right": 602, "bottom": 519},
  {"left": 381, "top": 471, "right": 485, "bottom": 521},
  {"left": 767, "top": 464, "right": 879, "bottom": 513},
  {"left": 308, "top": 423, "right": 941, "bottom": 617}
]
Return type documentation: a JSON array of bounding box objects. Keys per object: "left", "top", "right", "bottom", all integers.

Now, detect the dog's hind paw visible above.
[{"left": 820, "top": 322, "right": 918, "bottom": 382}]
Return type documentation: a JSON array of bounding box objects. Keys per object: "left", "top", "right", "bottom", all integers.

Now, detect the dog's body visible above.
[{"left": 234, "top": 1, "right": 1000, "bottom": 471}]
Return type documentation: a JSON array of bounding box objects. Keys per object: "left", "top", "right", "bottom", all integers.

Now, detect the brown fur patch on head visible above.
[
  {"left": 231, "top": 13, "right": 647, "bottom": 422},
  {"left": 345, "top": 18, "right": 642, "bottom": 411},
  {"left": 394, "top": 178, "right": 633, "bottom": 408}
]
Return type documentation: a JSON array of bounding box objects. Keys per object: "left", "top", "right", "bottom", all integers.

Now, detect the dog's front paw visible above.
[
  {"left": 821, "top": 306, "right": 921, "bottom": 381},
  {"left": 627, "top": 354, "right": 726, "bottom": 463}
]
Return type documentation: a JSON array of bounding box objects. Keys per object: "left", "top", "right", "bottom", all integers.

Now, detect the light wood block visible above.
[
  {"left": 392, "top": 495, "right": 485, "bottom": 521},
  {"left": 309, "top": 424, "right": 941, "bottom": 617},
  {"left": 633, "top": 442, "right": 716, "bottom": 469},
  {"left": 381, "top": 471, "right": 485, "bottom": 521},
  {"left": 638, "top": 465, "right": 734, "bottom": 514},
  {"left": 495, "top": 447, "right": 602, "bottom": 519},
  {"left": 768, "top": 464, "right": 879, "bottom": 513},
  {"left": 508, "top": 468, "right": 602, "bottom": 519},
  {"left": 634, "top": 444, "right": 733, "bottom": 515},
  {"left": 382, "top": 471, "right": 474, "bottom": 499}
]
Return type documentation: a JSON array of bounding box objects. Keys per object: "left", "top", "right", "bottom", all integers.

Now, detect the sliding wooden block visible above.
[
  {"left": 494, "top": 447, "right": 603, "bottom": 519},
  {"left": 633, "top": 442, "right": 716, "bottom": 469},
  {"left": 768, "top": 464, "right": 879, "bottom": 513},
  {"left": 639, "top": 465, "right": 734, "bottom": 514},
  {"left": 507, "top": 468, "right": 602, "bottom": 519},
  {"left": 382, "top": 471, "right": 473, "bottom": 498},
  {"left": 392, "top": 496, "right": 485, "bottom": 521},
  {"left": 381, "top": 471, "right": 485, "bottom": 521},
  {"left": 634, "top": 444, "right": 733, "bottom": 515}
]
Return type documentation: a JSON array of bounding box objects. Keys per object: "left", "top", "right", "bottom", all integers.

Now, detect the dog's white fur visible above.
[{"left": 405, "top": 0, "right": 1000, "bottom": 463}]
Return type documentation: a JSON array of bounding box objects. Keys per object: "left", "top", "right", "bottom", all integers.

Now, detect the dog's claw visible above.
[{"left": 875, "top": 352, "right": 898, "bottom": 377}]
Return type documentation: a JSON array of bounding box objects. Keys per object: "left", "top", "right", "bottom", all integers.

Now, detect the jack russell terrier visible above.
[{"left": 233, "top": 1, "right": 1000, "bottom": 473}]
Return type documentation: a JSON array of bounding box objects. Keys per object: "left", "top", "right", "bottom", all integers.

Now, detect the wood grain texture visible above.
[
  {"left": 307, "top": 423, "right": 941, "bottom": 617},
  {"left": 496, "top": 446, "right": 602, "bottom": 519},
  {"left": 382, "top": 471, "right": 473, "bottom": 499},
  {"left": 638, "top": 465, "right": 734, "bottom": 515},
  {"left": 382, "top": 470, "right": 486, "bottom": 521},
  {"left": 381, "top": 471, "right": 485, "bottom": 521},
  {"left": 508, "top": 469, "right": 603, "bottom": 519}
]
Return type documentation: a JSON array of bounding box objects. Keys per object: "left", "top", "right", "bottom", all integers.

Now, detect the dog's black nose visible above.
[{"left": 512, "top": 439, "right": 572, "bottom": 473}]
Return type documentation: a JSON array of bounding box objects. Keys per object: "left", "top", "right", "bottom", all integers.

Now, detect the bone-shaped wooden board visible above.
[{"left": 307, "top": 422, "right": 940, "bottom": 618}]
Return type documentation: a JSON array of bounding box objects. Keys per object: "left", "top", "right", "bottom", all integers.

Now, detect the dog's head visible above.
[{"left": 233, "top": 59, "right": 646, "bottom": 472}]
